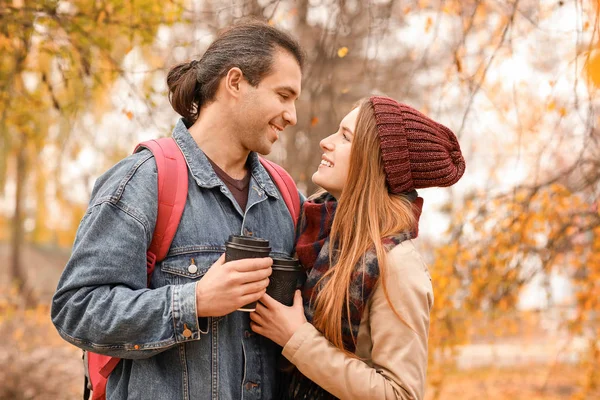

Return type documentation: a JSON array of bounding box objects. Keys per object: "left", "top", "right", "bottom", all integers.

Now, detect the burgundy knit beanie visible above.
[{"left": 370, "top": 96, "right": 466, "bottom": 194}]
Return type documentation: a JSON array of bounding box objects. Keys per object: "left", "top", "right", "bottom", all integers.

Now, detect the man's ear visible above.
[{"left": 224, "top": 67, "right": 244, "bottom": 98}]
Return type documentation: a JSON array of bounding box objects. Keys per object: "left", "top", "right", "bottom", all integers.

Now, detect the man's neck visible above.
[{"left": 187, "top": 104, "right": 250, "bottom": 180}]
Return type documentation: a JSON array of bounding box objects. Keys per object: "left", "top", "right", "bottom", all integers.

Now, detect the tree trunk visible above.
[{"left": 10, "top": 145, "right": 27, "bottom": 294}]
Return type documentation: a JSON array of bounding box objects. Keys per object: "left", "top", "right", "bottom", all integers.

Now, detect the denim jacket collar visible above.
[{"left": 172, "top": 119, "right": 279, "bottom": 199}]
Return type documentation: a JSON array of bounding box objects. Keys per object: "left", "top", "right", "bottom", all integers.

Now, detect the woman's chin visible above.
[
  {"left": 312, "top": 171, "right": 326, "bottom": 188},
  {"left": 312, "top": 175, "right": 338, "bottom": 197}
]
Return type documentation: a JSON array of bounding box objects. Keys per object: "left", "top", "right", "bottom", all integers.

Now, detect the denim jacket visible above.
[{"left": 51, "top": 119, "right": 299, "bottom": 399}]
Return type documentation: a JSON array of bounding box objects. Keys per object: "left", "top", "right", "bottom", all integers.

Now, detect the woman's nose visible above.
[{"left": 320, "top": 134, "right": 335, "bottom": 151}]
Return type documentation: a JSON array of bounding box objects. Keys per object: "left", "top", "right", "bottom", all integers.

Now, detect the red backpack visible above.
[{"left": 83, "top": 137, "right": 301, "bottom": 400}]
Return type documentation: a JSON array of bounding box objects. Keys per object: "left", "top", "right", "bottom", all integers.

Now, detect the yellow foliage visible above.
[
  {"left": 425, "top": 17, "right": 433, "bottom": 33},
  {"left": 585, "top": 49, "right": 600, "bottom": 88},
  {"left": 428, "top": 181, "right": 598, "bottom": 376},
  {"left": 0, "top": 0, "right": 184, "bottom": 251},
  {"left": 337, "top": 47, "right": 349, "bottom": 58}
]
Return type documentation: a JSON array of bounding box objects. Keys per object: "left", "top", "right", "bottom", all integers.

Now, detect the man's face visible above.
[{"left": 235, "top": 50, "right": 302, "bottom": 155}]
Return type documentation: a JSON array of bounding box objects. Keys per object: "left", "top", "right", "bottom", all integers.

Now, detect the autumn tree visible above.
[
  {"left": 0, "top": 0, "right": 183, "bottom": 300},
  {"left": 415, "top": 1, "right": 600, "bottom": 397}
]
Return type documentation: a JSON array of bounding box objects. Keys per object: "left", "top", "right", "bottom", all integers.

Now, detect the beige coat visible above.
[{"left": 282, "top": 240, "right": 433, "bottom": 400}]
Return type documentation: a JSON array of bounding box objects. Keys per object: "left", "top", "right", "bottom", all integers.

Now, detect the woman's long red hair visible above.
[{"left": 311, "top": 99, "right": 417, "bottom": 354}]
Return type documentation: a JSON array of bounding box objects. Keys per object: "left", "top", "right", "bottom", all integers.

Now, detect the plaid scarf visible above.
[{"left": 284, "top": 192, "right": 423, "bottom": 399}]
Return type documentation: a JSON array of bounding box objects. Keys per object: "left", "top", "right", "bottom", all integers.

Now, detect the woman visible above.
[{"left": 250, "top": 96, "right": 466, "bottom": 399}]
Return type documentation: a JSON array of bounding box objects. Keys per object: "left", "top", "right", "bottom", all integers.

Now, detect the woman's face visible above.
[{"left": 312, "top": 107, "right": 360, "bottom": 199}]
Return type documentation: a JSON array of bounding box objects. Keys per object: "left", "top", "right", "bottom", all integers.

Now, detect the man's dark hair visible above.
[{"left": 167, "top": 20, "right": 304, "bottom": 124}]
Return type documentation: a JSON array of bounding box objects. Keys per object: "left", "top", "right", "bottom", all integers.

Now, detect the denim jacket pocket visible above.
[
  {"left": 156, "top": 249, "right": 223, "bottom": 287},
  {"left": 157, "top": 249, "right": 226, "bottom": 326}
]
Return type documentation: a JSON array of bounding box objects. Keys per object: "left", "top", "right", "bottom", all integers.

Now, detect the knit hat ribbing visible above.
[{"left": 370, "top": 96, "right": 466, "bottom": 193}]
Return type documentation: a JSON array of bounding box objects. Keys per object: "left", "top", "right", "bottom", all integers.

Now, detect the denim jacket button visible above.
[
  {"left": 188, "top": 264, "right": 198, "bottom": 274},
  {"left": 183, "top": 328, "right": 192, "bottom": 338}
]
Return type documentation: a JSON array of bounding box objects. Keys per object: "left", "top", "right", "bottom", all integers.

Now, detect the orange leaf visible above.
[
  {"left": 425, "top": 17, "right": 433, "bottom": 33},
  {"left": 585, "top": 50, "right": 600, "bottom": 88},
  {"left": 311, "top": 117, "right": 319, "bottom": 127}
]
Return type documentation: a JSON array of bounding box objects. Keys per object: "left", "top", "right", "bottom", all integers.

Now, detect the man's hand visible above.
[{"left": 195, "top": 254, "right": 272, "bottom": 317}]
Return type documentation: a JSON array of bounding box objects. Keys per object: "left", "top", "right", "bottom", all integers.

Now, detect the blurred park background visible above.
[{"left": 1, "top": 0, "right": 599, "bottom": 398}]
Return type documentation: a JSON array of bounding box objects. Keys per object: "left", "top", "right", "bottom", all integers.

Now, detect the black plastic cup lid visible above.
[
  {"left": 227, "top": 234, "right": 270, "bottom": 248},
  {"left": 271, "top": 256, "right": 299, "bottom": 266},
  {"left": 271, "top": 256, "right": 301, "bottom": 270}
]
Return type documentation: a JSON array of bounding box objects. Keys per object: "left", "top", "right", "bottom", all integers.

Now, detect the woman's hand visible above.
[{"left": 250, "top": 290, "right": 307, "bottom": 347}]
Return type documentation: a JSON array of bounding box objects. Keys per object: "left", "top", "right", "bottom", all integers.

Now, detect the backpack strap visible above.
[
  {"left": 134, "top": 138, "right": 189, "bottom": 284},
  {"left": 258, "top": 157, "right": 300, "bottom": 230},
  {"left": 86, "top": 138, "right": 189, "bottom": 400}
]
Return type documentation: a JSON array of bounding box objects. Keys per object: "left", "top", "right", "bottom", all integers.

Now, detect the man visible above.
[{"left": 52, "top": 21, "right": 304, "bottom": 399}]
